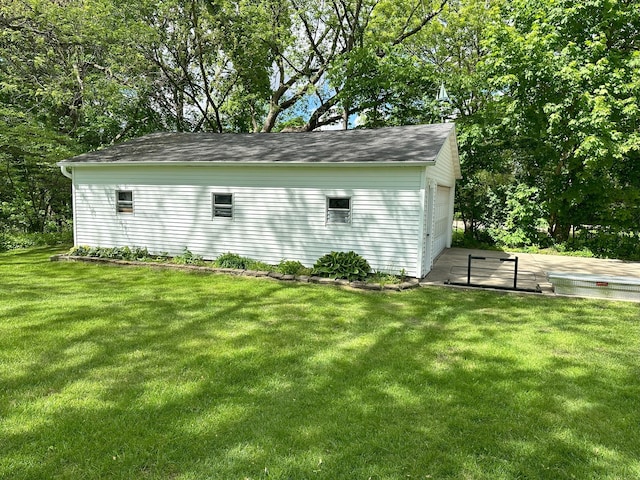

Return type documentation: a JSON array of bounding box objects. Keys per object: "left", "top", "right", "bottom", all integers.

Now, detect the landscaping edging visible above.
[{"left": 50, "top": 254, "right": 420, "bottom": 291}]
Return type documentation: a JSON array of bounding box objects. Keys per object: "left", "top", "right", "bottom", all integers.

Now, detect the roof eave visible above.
[{"left": 57, "top": 160, "right": 436, "bottom": 168}]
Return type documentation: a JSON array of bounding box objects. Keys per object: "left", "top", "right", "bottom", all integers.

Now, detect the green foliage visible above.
[
  {"left": 564, "top": 230, "right": 640, "bottom": 262},
  {"left": 172, "top": 247, "right": 204, "bottom": 265},
  {"left": 0, "top": 0, "right": 160, "bottom": 235},
  {"left": 213, "top": 252, "right": 280, "bottom": 272},
  {"left": 329, "top": 45, "right": 439, "bottom": 128},
  {"left": 277, "top": 259, "right": 309, "bottom": 275},
  {"left": 69, "top": 245, "right": 152, "bottom": 261},
  {"left": 452, "top": 228, "right": 501, "bottom": 251},
  {"left": 312, "top": 251, "right": 371, "bottom": 281},
  {"left": 214, "top": 252, "right": 250, "bottom": 269},
  {"left": 368, "top": 271, "right": 401, "bottom": 285},
  {"left": 484, "top": 0, "right": 640, "bottom": 241},
  {"left": 0, "top": 109, "right": 79, "bottom": 233},
  {"left": 487, "top": 185, "right": 550, "bottom": 248},
  {"left": 0, "top": 230, "right": 72, "bottom": 251},
  {"left": 244, "top": 259, "right": 276, "bottom": 272},
  {"left": 273, "top": 117, "right": 307, "bottom": 132}
]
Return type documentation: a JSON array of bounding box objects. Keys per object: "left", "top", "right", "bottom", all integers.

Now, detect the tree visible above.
[
  {"left": 229, "top": 0, "right": 450, "bottom": 132},
  {"left": 0, "top": 0, "right": 160, "bottom": 232},
  {"left": 486, "top": 0, "right": 640, "bottom": 241},
  {"left": 357, "top": 0, "right": 510, "bottom": 237},
  {"left": 0, "top": 107, "right": 77, "bottom": 232}
]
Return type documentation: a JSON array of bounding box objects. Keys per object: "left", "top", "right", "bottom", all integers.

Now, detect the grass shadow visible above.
[{"left": 1, "top": 248, "right": 639, "bottom": 479}]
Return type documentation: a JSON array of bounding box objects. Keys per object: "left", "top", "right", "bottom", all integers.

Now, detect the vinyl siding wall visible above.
[
  {"left": 425, "top": 136, "right": 456, "bottom": 187},
  {"left": 72, "top": 165, "right": 425, "bottom": 277}
]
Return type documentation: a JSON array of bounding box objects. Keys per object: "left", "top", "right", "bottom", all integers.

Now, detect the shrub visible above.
[
  {"left": 2, "top": 230, "right": 73, "bottom": 250},
  {"left": 214, "top": 252, "right": 249, "bottom": 269},
  {"left": 312, "top": 251, "right": 371, "bottom": 281},
  {"left": 564, "top": 229, "right": 640, "bottom": 261},
  {"left": 68, "top": 245, "right": 154, "bottom": 261},
  {"left": 451, "top": 228, "right": 499, "bottom": 250},
  {"left": 173, "top": 247, "right": 204, "bottom": 265},
  {"left": 245, "top": 259, "right": 277, "bottom": 272},
  {"left": 70, "top": 245, "right": 89, "bottom": 256},
  {"left": 131, "top": 247, "right": 150, "bottom": 260},
  {"left": 277, "top": 259, "right": 308, "bottom": 275},
  {"left": 487, "top": 185, "right": 550, "bottom": 248},
  {"left": 368, "top": 271, "right": 401, "bottom": 285}
]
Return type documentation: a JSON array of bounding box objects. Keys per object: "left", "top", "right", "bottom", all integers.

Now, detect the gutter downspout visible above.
[
  {"left": 60, "top": 165, "right": 73, "bottom": 179},
  {"left": 58, "top": 164, "right": 77, "bottom": 246}
]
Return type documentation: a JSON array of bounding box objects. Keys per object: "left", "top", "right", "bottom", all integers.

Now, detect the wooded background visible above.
[{"left": 1, "top": 0, "right": 638, "bottom": 257}]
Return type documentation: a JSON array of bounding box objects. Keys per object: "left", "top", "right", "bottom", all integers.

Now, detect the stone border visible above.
[{"left": 51, "top": 254, "right": 420, "bottom": 291}]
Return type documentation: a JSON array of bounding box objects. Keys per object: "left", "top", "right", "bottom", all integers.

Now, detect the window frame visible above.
[
  {"left": 116, "top": 190, "right": 133, "bottom": 214},
  {"left": 326, "top": 196, "right": 352, "bottom": 225},
  {"left": 212, "top": 193, "right": 234, "bottom": 219}
]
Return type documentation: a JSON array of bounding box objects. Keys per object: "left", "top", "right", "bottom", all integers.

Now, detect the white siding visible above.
[
  {"left": 425, "top": 136, "right": 456, "bottom": 187},
  {"left": 73, "top": 165, "right": 425, "bottom": 277}
]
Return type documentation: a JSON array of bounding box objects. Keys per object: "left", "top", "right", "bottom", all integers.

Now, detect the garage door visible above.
[{"left": 432, "top": 186, "right": 451, "bottom": 261}]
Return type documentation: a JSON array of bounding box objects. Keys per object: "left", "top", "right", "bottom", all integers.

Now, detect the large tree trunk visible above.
[
  {"left": 549, "top": 214, "right": 572, "bottom": 242},
  {"left": 262, "top": 104, "right": 280, "bottom": 133}
]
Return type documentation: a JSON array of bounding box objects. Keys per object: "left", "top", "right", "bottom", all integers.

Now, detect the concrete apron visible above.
[{"left": 421, "top": 248, "right": 640, "bottom": 301}]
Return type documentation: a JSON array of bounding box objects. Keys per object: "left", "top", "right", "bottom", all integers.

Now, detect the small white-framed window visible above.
[
  {"left": 213, "top": 193, "right": 233, "bottom": 218},
  {"left": 116, "top": 190, "right": 133, "bottom": 214},
  {"left": 326, "top": 196, "right": 351, "bottom": 224}
]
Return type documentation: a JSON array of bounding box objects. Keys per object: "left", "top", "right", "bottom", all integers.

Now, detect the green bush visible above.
[
  {"left": 368, "top": 271, "right": 401, "bottom": 285},
  {"left": 214, "top": 252, "right": 249, "bottom": 269},
  {"left": 451, "top": 229, "right": 500, "bottom": 250},
  {"left": 245, "top": 259, "right": 277, "bottom": 272},
  {"left": 173, "top": 247, "right": 204, "bottom": 265},
  {"left": 564, "top": 230, "right": 640, "bottom": 261},
  {"left": 312, "top": 251, "right": 371, "bottom": 281},
  {"left": 487, "top": 185, "right": 551, "bottom": 248},
  {"left": 131, "top": 247, "right": 150, "bottom": 260},
  {"left": 2, "top": 230, "right": 73, "bottom": 250},
  {"left": 277, "top": 259, "right": 308, "bottom": 275},
  {"left": 69, "top": 245, "right": 89, "bottom": 256},
  {"left": 69, "top": 245, "right": 153, "bottom": 261}
]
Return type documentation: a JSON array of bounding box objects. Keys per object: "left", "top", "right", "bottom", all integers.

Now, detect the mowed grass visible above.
[{"left": 1, "top": 248, "right": 639, "bottom": 480}]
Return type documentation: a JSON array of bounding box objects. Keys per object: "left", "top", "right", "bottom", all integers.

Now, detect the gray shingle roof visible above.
[{"left": 58, "top": 123, "right": 455, "bottom": 165}]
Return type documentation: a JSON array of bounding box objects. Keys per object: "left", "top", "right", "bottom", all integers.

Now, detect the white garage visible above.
[{"left": 59, "top": 123, "right": 461, "bottom": 278}]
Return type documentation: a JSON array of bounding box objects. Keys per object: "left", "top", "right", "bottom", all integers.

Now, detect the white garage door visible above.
[{"left": 432, "top": 186, "right": 451, "bottom": 260}]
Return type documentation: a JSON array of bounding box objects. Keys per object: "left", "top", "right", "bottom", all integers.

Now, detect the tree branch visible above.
[{"left": 392, "top": 0, "right": 448, "bottom": 46}]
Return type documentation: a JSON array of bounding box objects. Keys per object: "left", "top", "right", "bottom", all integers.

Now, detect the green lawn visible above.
[{"left": 1, "top": 247, "right": 639, "bottom": 480}]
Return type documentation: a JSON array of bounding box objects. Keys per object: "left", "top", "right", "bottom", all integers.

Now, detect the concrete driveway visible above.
[{"left": 422, "top": 248, "right": 640, "bottom": 298}]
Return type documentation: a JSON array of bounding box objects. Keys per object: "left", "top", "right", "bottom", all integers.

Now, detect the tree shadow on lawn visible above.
[{"left": 1, "top": 262, "right": 639, "bottom": 479}]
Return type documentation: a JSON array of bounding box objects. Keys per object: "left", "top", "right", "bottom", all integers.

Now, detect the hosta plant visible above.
[{"left": 312, "top": 251, "right": 371, "bottom": 281}]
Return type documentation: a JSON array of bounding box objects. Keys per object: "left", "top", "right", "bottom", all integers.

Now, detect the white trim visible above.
[
  {"left": 424, "top": 180, "right": 437, "bottom": 273},
  {"left": 58, "top": 161, "right": 436, "bottom": 169},
  {"left": 326, "top": 196, "right": 352, "bottom": 225},
  {"left": 212, "top": 192, "right": 234, "bottom": 219},
  {"left": 60, "top": 165, "right": 73, "bottom": 179},
  {"left": 416, "top": 169, "right": 427, "bottom": 277},
  {"left": 71, "top": 171, "right": 77, "bottom": 246},
  {"left": 116, "top": 190, "right": 134, "bottom": 214}
]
